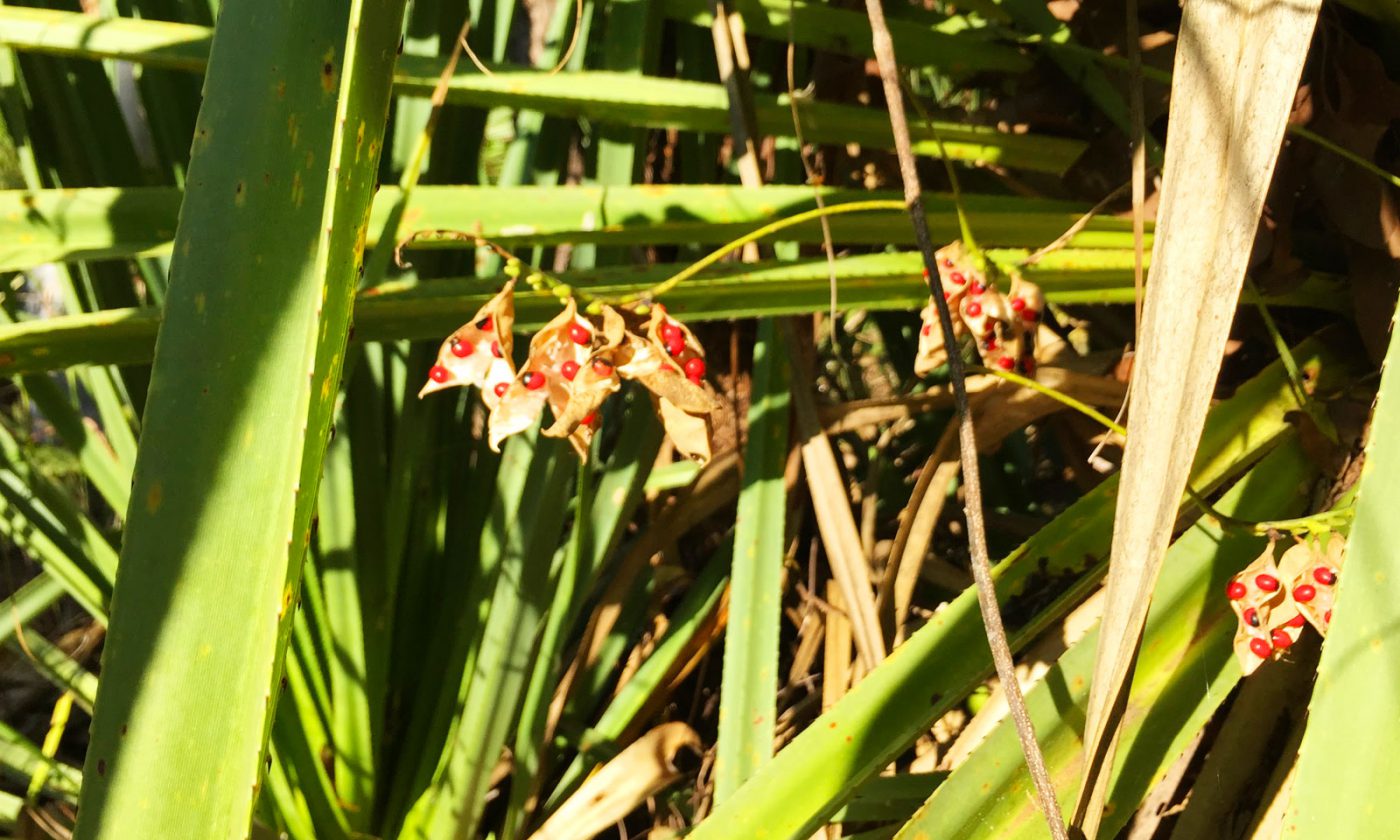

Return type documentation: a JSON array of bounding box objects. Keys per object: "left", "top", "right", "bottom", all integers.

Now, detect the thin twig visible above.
[
  {"left": 785, "top": 2, "right": 840, "bottom": 337},
  {"left": 1022, "top": 180, "right": 1133, "bottom": 267},
  {"left": 858, "top": 4, "right": 1069, "bottom": 838}
]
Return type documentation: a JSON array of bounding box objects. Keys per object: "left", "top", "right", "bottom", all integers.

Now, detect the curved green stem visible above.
[{"left": 617, "top": 199, "right": 907, "bottom": 303}]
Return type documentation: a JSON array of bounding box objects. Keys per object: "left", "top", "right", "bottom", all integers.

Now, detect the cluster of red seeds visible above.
[
  {"left": 659, "top": 316, "right": 706, "bottom": 385},
  {"left": 1227, "top": 537, "right": 1343, "bottom": 673},
  {"left": 419, "top": 283, "right": 718, "bottom": 462},
  {"left": 1228, "top": 563, "right": 1337, "bottom": 659},
  {"left": 914, "top": 243, "right": 1044, "bottom": 378}
]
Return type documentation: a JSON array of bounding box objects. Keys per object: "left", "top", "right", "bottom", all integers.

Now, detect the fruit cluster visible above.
[
  {"left": 915, "top": 241, "right": 1045, "bottom": 377},
  {"left": 1227, "top": 534, "right": 1344, "bottom": 675},
  {"left": 420, "top": 282, "right": 718, "bottom": 463}
]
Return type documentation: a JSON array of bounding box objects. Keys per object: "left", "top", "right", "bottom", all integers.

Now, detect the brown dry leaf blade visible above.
[
  {"left": 1072, "top": 0, "right": 1323, "bottom": 831},
  {"left": 527, "top": 722, "right": 701, "bottom": 840}
]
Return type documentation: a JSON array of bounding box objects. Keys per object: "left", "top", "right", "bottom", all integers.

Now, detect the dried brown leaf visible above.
[
  {"left": 528, "top": 722, "right": 701, "bottom": 840},
  {"left": 1073, "top": 0, "right": 1323, "bottom": 831}
]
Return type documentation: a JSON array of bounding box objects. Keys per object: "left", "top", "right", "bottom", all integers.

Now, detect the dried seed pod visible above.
[
  {"left": 1007, "top": 276, "right": 1046, "bottom": 326},
  {"left": 1287, "top": 533, "right": 1345, "bottom": 637},
  {"left": 489, "top": 298, "right": 598, "bottom": 453},
  {"left": 916, "top": 245, "right": 1043, "bottom": 379},
  {"left": 1229, "top": 546, "right": 1289, "bottom": 675},
  {"left": 543, "top": 305, "right": 629, "bottom": 456},
  {"left": 932, "top": 241, "right": 984, "bottom": 306},
  {"left": 614, "top": 305, "right": 719, "bottom": 464},
  {"left": 419, "top": 281, "right": 517, "bottom": 406},
  {"left": 914, "top": 299, "right": 964, "bottom": 376}
]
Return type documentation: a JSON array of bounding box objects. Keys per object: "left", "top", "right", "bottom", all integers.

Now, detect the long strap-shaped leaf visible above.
[
  {"left": 1070, "top": 1, "right": 1322, "bottom": 835},
  {"left": 72, "top": 0, "right": 406, "bottom": 836},
  {"left": 0, "top": 7, "right": 1083, "bottom": 173},
  {"left": 0, "top": 185, "right": 1128, "bottom": 271},
  {"left": 2, "top": 254, "right": 1347, "bottom": 377},
  {"left": 1283, "top": 313, "right": 1400, "bottom": 833},
  {"left": 714, "top": 319, "right": 791, "bottom": 802}
]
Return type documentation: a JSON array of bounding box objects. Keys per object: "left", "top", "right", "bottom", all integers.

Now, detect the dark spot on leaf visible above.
[
  {"left": 930, "top": 692, "right": 943, "bottom": 707},
  {"left": 98, "top": 759, "right": 106, "bottom": 776},
  {"left": 120, "top": 725, "right": 127, "bottom": 736}
]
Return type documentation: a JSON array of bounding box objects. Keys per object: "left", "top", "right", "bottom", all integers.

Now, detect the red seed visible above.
[
  {"left": 943, "top": 291, "right": 951, "bottom": 300},
  {"left": 1325, "top": 609, "right": 1332, "bottom": 623},
  {"left": 1255, "top": 574, "right": 1280, "bottom": 592},
  {"left": 922, "top": 324, "right": 932, "bottom": 336},
  {"left": 661, "top": 322, "right": 683, "bottom": 343},
  {"left": 561, "top": 360, "right": 580, "bottom": 380},
  {"left": 985, "top": 337, "right": 998, "bottom": 351},
  {"left": 1010, "top": 297, "right": 1026, "bottom": 312},
  {"left": 950, "top": 271, "right": 966, "bottom": 285},
  {"left": 1243, "top": 607, "right": 1259, "bottom": 628},
  {"left": 1313, "top": 567, "right": 1337, "bottom": 586},
  {"left": 493, "top": 382, "right": 508, "bottom": 398},
  {"left": 491, "top": 341, "right": 503, "bottom": 358},
  {"left": 1021, "top": 358, "right": 1037, "bottom": 376},
  {"left": 592, "top": 359, "right": 614, "bottom": 376},
  {"left": 684, "top": 357, "right": 706, "bottom": 379},
  {"left": 998, "top": 356, "right": 1015, "bottom": 371},
  {"left": 965, "top": 302, "right": 983, "bottom": 317},
  {"left": 665, "top": 335, "right": 686, "bottom": 357},
  {"left": 523, "top": 371, "right": 545, "bottom": 390},
  {"left": 1293, "top": 584, "right": 1316, "bottom": 603},
  {"left": 1227, "top": 581, "right": 1248, "bottom": 599},
  {"left": 1271, "top": 629, "right": 1294, "bottom": 649},
  {"left": 1249, "top": 637, "right": 1273, "bottom": 658},
  {"left": 969, "top": 282, "right": 985, "bottom": 296},
  {"left": 1285, "top": 614, "right": 1307, "bottom": 628},
  {"left": 478, "top": 316, "right": 494, "bottom": 331},
  {"left": 942, "top": 258, "right": 954, "bottom": 268},
  {"left": 568, "top": 323, "right": 592, "bottom": 345},
  {"left": 582, "top": 412, "right": 598, "bottom": 427},
  {"left": 429, "top": 365, "right": 451, "bottom": 383},
  {"left": 450, "top": 339, "right": 473, "bottom": 358},
  {"left": 1021, "top": 308, "right": 1039, "bottom": 322},
  {"left": 922, "top": 267, "right": 930, "bottom": 279}
]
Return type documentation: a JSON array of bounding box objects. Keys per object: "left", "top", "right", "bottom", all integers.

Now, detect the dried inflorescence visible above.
[
  {"left": 1227, "top": 534, "right": 1345, "bottom": 674},
  {"left": 914, "top": 241, "right": 1044, "bottom": 377},
  {"left": 419, "top": 287, "right": 718, "bottom": 463}
]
